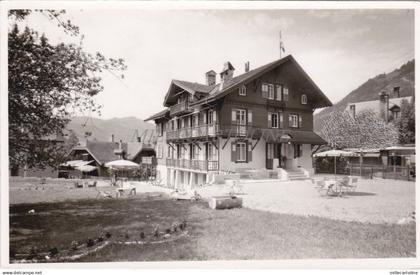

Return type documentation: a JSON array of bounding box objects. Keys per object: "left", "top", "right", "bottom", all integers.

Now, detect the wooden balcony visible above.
[
  {"left": 169, "top": 101, "right": 192, "bottom": 116},
  {"left": 167, "top": 124, "right": 219, "bottom": 141},
  {"left": 166, "top": 158, "right": 219, "bottom": 171}
]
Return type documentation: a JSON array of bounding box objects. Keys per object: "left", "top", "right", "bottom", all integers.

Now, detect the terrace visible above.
[{"left": 166, "top": 158, "right": 219, "bottom": 171}]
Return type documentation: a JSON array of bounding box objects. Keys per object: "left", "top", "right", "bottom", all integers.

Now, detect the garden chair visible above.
[
  {"left": 313, "top": 179, "right": 326, "bottom": 190},
  {"left": 228, "top": 180, "right": 245, "bottom": 196},
  {"left": 116, "top": 181, "right": 136, "bottom": 198},
  {"left": 346, "top": 177, "right": 358, "bottom": 192},
  {"left": 95, "top": 186, "right": 116, "bottom": 199},
  {"left": 88, "top": 181, "right": 97, "bottom": 188}
]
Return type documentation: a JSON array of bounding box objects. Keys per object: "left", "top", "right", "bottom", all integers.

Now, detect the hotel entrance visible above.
[{"left": 266, "top": 143, "right": 282, "bottom": 170}]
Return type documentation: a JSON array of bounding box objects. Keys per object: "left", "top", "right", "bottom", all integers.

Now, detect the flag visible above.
[{"left": 279, "top": 31, "right": 285, "bottom": 53}]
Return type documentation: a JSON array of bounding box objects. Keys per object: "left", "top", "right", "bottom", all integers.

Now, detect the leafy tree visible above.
[
  {"left": 8, "top": 10, "right": 126, "bottom": 170},
  {"left": 319, "top": 109, "right": 398, "bottom": 149},
  {"left": 396, "top": 98, "right": 415, "bottom": 144}
]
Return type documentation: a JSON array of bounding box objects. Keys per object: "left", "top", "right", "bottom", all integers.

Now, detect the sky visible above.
[{"left": 14, "top": 8, "right": 414, "bottom": 120}]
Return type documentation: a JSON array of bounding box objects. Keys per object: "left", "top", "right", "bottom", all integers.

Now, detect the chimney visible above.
[
  {"left": 110, "top": 134, "right": 114, "bottom": 143},
  {"left": 378, "top": 91, "right": 390, "bottom": 122},
  {"left": 245, "top": 61, "right": 250, "bottom": 73},
  {"left": 220, "top": 61, "right": 235, "bottom": 83},
  {"left": 205, "top": 70, "right": 216, "bottom": 86}
]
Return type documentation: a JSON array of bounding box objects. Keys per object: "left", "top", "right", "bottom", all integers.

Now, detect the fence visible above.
[{"left": 315, "top": 163, "right": 415, "bottom": 181}]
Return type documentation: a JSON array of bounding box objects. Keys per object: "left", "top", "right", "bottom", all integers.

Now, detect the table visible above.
[{"left": 324, "top": 180, "right": 343, "bottom": 196}]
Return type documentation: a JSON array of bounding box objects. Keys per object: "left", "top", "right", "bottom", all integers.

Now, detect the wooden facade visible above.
[{"left": 146, "top": 55, "right": 332, "bottom": 189}]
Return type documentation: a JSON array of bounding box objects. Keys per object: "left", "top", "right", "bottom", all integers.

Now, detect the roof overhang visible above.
[
  {"left": 263, "top": 129, "right": 327, "bottom": 145},
  {"left": 190, "top": 55, "right": 333, "bottom": 109},
  {"left": 144, "top": 109, "right": 170, "bottom": 122}
]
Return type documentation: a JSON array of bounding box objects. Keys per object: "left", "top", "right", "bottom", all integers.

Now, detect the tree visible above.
[
  {"left": 396, "top": 98, "right": 415, "bottom": 144},
  {"left": 318, "top": 109, "right": 398, "bottom": 149},
  {"left": 8, "top": 10, "right": 126, "bottom": 170}
]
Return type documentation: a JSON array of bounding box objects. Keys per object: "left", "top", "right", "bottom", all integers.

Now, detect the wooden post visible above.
[{"left": 209, "top": 196, "right": 242, "bottom": 210}]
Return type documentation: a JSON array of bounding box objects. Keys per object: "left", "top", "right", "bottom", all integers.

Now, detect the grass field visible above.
[{"left": 10, "top": 196, "right": 416, "bottom": 262}]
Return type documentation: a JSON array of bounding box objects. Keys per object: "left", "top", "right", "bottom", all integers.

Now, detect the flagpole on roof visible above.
[{"left": 279, "top": 31, "right": 285, "bottom": 59}]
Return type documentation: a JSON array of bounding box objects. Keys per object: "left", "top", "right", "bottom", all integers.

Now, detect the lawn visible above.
[{"left": 9, "top": 195, "right": 415, "bottom": 262}]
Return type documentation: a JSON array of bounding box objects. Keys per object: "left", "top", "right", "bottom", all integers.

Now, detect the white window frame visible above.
[
  {"left": 301, "top": 94, "right": 307, "bottom": 105},
  {"left": 268, "top": 84, "right": 275, "bottom": 99},
  {"left": 270, "top": 112, "right": 279, "bottom": 128},
  {"left": 262, "top": 84, "right": 268, "bottom": 92},
  {"left": 236, "top": 142, "right": 247, "bottom": 162},
  {"left": 239, "top": 85, "right": 246, "bottom": 96},
  {"left": 290, "top": 114, "right": 299, "bottom": 128},
  {"left": 208, "top": 110, "right": 214, "bottom": 125}
]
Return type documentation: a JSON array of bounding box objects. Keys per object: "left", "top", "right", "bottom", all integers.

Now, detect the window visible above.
[
  {"left": 236, "top": 142, "right": 247, "bottom": 162},
  {"left": 191, "top": 144, "right": 199, "bottom": 160},
  {"left": 167, "top": 145, "right": 172, "bottom": 158},
  {"left": 269, "top": 113, "right": 279, "bottom": 128},
  {"left": 268, "top": 84, "right": 275, "bottom": 99},
  {"left": 276, "top": 85, "right": 282, "bottom": 101},
  {"left": 301, "top": 94, "right": 307, "bottom": 104},
  {"left": 392, "top": 110, "right": 401, "bottom": 119},
  {"left": 283, "top": 86, "right": 289, "bottom": 101},
  {"left": 239, "top": 85, "right": 246, "bottom": 96},
  {"left": 289, "top": 114, "right": 299, "bottom": 128},
  {"left": 262, "top": 84, "right": 268, "bottom": 92},
  {"left": 208, "top": 109, "right": 215, "bottom": 125}
]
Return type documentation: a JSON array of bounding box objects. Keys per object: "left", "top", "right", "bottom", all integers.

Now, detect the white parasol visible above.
[
  {"left": 313, "top": 150, "right": 359, "bottom": 177},
  {"left": 105, "top": 159, "right": 140, "bottom": 170}
]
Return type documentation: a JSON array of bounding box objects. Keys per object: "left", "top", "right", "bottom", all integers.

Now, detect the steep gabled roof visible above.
[
  {"left": 144, "top": 108, "right": 170, "bottom": 122},
  {"left": 163, "top": 80, "right": 215, "bottom": 107},
  {"left": 72, "top": 140, "right": 128, "bottom": 165},
  {"left": 173, "top": 80, "right": 214, "bottom": 94},
  {"left": 191, "top": 55, "right": 332, "bottom": 108}
]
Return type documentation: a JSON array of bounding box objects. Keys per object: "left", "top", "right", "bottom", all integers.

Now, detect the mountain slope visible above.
[
  {"left": 314, "top": 59, "right": 415, "bottom": 132},
  {"left": 67, "top": 116, "right": 155, "bottom": 142}
]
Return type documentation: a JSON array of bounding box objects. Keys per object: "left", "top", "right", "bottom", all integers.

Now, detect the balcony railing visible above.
[
  {"left": 166, "top": 158, "right": 219, "bottom": 171},
  {"left": 170, "top": 101, "right": 191, "bottom": 116},
  {"left": 167, "top": 124, "right": 219, "bottom": 140}
]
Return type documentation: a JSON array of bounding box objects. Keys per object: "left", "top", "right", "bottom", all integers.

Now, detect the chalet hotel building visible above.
[{"left": 146, "top": 55, "right": 332, "bottom": 189}]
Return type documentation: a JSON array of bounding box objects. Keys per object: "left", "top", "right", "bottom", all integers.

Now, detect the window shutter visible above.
[
  {"left": 268, "top": 113, "right": 272, "bottom": 128},
  {"left": 276, "top": 85, "right": 282, "bottom": 101},
  {"left": 213, "top": 110, "right": 217, "bottom": 124},
  {"left": 299, "top": 144, "right": 303, "bottom": 158},
  {"left": 289, "top": 115, "right": 292, "bottom": 127},
  {"left": 299, "top": 115, "right": 302, "bottom": 128},
  {"left": 231, "top": 142, "right": 237, "bottom": 162},
  {"left": 232, "top": 110, "right": 236, "bottom": 122},
  {"left": 279, "top": 113, "right": 284, "bottom": 128},
  {"left": 247, "top": 110, "right": 253, "bottom": 125},
  {"left": 247, "top": 141, "right": 252, "bottom": 162},
  {"left": 203, "top": 112, "right": 207, "bottom": 124}
]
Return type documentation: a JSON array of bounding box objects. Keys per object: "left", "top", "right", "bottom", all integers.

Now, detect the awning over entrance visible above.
[{"left": 262, "top": 129, "right": 327, "bottom": 145}]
